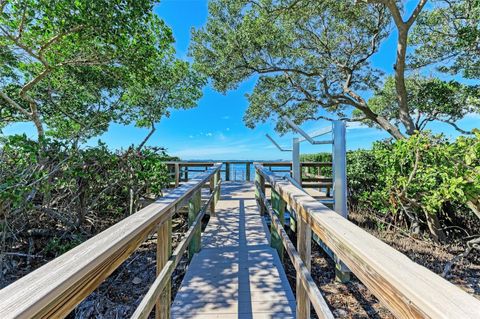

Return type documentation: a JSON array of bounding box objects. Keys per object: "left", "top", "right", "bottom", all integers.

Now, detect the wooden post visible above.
[
  {"left": 297, "top": 216, "right": 312, "bottom": 319},
  {"left": 156, "top": 216, "right": 172, "bottom": 319},
  {"left": 225, "top": 162, "right": 230, "bottom": 181},
  {"left": 214, "top": 170, "right": 221, "bottom": 204},
  {"left": 183, "top": 165, "right": 188, "bottom": 181},
  {"left": 209, "top": 175, "right": 215, "bottom": 216},
  {"left": 246, "top": 163, "right": 251, "bottom": 181},
  {"left": 188, "top": 190, "right": 201, "bottom": 260},
  {"left": 174, "top": 163, "right": 180, "bottom": 187},
  {"left": 271, "top": 188, "right": 285, "bottom": 262},
  {"left": 255, "top": 170, "right": 265, "bottom": 216}
]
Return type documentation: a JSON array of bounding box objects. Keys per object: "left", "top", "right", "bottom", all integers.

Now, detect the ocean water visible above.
[{"left": 182, "top": 161, "right": 292, "bottom": 181}]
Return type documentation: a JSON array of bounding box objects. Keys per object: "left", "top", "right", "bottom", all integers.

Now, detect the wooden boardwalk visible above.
[{"left": 171, "top": 182, "right": 296, "bottom": 319}]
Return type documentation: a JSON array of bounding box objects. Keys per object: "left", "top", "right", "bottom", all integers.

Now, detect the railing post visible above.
[
  {"left": 333, "top": 120, "right": 351, "bottom": 283},
  {"left": 255, "top": 168, "right": 265, "bottom": 216},
  {"left": 292, "top": 138, "right": 301, "bottom": 184},
  {"left": 188, "top": 190, "right": 201, "bottom": 260},
  {"left": 183, "top": 165, "right": 188, "bottom": 181},
  {"left": 246, "top": 162, "right": 251, "bottom": 181},
  {"left": 174, "top": 163, "right": 180, "bottom": 187},
  {"left": 225, "top": 162, "right": 230, "bottom": 181},
  {"left": 270, "top": 188, "right": 285, "bottom": 263},
  {"left": 297, "top": 215, "right": 311, "bottom": 319},
  {"left": 214, "top": 170, "right": 221, "bottom": 204},
  {"left": 156, "top": 214, "right": 172, "bottom": 319},
  {"left": 209, "top": 174, "right": 217, "bottom": 216}
]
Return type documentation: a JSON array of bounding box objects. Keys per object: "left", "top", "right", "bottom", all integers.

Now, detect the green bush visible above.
[
  {"left": 300, "top": 153, "right": 332, "bottom": 176},
  {"left": 301, "top": 131, "right": 480, "bottom": 242},
  {"left": 0, "top": 135, "right": 175, "bottom": 256}
]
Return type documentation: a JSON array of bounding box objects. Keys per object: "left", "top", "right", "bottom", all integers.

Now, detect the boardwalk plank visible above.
[{"left": 172, "top": 182, "right": 296, "bottom": 319}]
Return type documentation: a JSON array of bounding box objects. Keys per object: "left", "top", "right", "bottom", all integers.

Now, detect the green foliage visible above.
[
  {"left": 370, "top": 131, "right": 480, "bottom": 216},
  {"left": 45, "top": 236, "right": 84, "bottom": 256},
  {"left": 300, "top": 153, "right": 332, "bottom": 176},
  {"left": 410, "top": 0, "right": 480, "bottom": 79},
  {"left": 0, "top": 0, "right": 204, "bottom": 139},
  {"left": 356, "top": 76, "right": 480, "bottom": 132},
  {"left": 190, "top": 0, "right": 390, "bottom": 133},
  {"left": 0, "top": 135, "right": 175, "bottom": 250},
  {"left": 303, "top": 132, "right": 480, "bottom": 241}
]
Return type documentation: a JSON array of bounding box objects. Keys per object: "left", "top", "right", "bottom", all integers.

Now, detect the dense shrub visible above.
[
  {"left": 0, "top": 135, "right": 176, "bottom": 280},
  {"left": 300, "top": 153, "right": 332, "bottom": 177},
  {"left": 301, "top": 131, "right": 480, "bottom": 243}
]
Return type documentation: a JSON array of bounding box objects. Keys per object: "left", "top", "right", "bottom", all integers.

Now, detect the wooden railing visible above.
[
  {"left": 166, "top": 161, "right": 332, "bottom": 193},
  {"left": 0, "top": 163, "right": 222, "bottom": 319},
  {"left": 254, "top": 163, "right": 480, "bottom": 319}
]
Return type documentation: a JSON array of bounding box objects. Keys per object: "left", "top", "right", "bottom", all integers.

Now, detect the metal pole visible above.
[
  {"left": 292, "top": 137, "right": 301, "bottom": 184},
  {"left": 333, "top": 120, "right": 347, "bottom": 219},
  {"left": 332, "top": 120, "right": 351, "bottom": 282}
]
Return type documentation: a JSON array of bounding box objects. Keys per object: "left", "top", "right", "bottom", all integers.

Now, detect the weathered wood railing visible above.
[
  {"left": 254, "top": 163, "right": 480, "bottom": 319},
  {"left": 166, "top": 161, "right": 332, "bottom": 193},
  {"left": 0, "top": 163, "right": 222, "bottom": 319}
]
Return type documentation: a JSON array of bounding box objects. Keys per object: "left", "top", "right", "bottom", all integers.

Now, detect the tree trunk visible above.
[
  {"left": 30, "top": 102, "right": 45, "bottom": 140},
  {"left": 77, "top": 177, "right": 86, "bottom": 228},
  {"left": 394, "top": 28, "right": 416, "bottom": 135},
  {"left": 424, "top": 211, "right": 446, "bottom": 244},
  {"left": 467, "top": 199, "right": 480, "bottom": 221},
  {"left": 359, "top": 105, "right": 405, "bottom": 139}
]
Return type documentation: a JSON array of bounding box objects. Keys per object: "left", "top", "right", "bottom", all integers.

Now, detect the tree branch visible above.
[
  {"left": 0, "top": 90, "right": 31, "bottom": 117},
  {"left": 406, "top": 0, "right": 429, "bottom": 28},
  {"left": 137, "top": 122, "right": 156, "bottom": 151},
  {"left": 38, "top": 25, "right": 85, "bottom": 56},
  {"left": 20, "top": 67, "right": 52, "bottom": 99},
  {"left": 438, "top": 119, "right": 474, "bottom": 135},
  {"left": 0, "top": 25, "right": 49, "bottom": 67}
]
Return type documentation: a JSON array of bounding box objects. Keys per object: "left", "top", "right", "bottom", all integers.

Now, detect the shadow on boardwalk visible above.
[{"left": 171, "top": 182, "right": 296, "bottom": 319}]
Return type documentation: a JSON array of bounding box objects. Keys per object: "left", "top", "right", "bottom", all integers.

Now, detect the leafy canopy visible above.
[
  {"left": 410, "top": 0, "right": 480, "bottom": 79},
  {"left": 0, "top": 0, "right": 205, "bottom": 140},
  {"left": 191, "top": 0, "right": 478, "bottom": 139},
  {"left": 356, "top": 76, "right": 480, "bottom": 133},
  {"left": 190, "top": 0, "right": 398, "bottom": 135}
]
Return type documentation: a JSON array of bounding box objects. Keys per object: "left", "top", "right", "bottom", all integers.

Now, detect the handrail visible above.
[
  {"left": 165, "top": 161, "right": 332, "bottom": 185},
  {"left": 132, "top": 179, "right": 222, "bottom": 319},
  {"left": 254, "top": 163, "right": 480, "bottom": 319},
  {"left": 0, "top": 163, "right": 222, "bottom": 319},
  {"left": 256, "top": 182, "right": 334, "bottom": 319}
]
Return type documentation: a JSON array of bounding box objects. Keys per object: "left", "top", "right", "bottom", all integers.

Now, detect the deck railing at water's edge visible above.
[
  {"left": 0, "top": 164, "right": 222, "bottom": 319},
  {"left": 254, "top": 163, "right": 480, "bottom": 319},
  {"left": 165, "top": 161, "right": 333, "bottom": 191}
]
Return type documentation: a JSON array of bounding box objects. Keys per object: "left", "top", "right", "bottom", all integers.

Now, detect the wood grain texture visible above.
[
  {"left": 255, "top": 164, "right": 480, "bottom": 319},
  {"left": 172, "top": 182, "right": 296, "bottom": 319},
  {"left": 271, "top": 188, "right": 285, "bottom": 263},
  {"left": 157, "top": 217, "right": 172, "bottom": 319},
  {"left": 132, "top": 186, "right": 215, "bottom": 319},
  {"left": 257, "top": 186, "right": 333, "bottom": 319},
  {"left": 188, "top": 190, "right": 202, "bottom": 260},
  {"left": 0, "top": 164, "right": 222, "bottom": 319},
  {"left": 209, "top": 176, "right": 215, "bottom": 215},
  {"left": 296, "top": 215, "right": 312, "bottom": 319}
]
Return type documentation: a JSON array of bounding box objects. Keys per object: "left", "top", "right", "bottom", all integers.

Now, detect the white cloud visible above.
[
  {"left": 221, "top": 115, "right": 231, "bottom": 120},
  {"left": 346, "top": 121, "right": 370, "bottom": 130},
  {"left": 226, "top": 127, "right": 230, "bottom": 131},
  {"left": 205, "top": 132, "right": 213, "bottom": 137},
  {"left": 464, "top": 112, "right": 480, "bottom": 119}
]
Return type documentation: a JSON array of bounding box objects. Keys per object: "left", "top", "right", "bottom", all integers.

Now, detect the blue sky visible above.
[{"left": 3, "top": 0, "right": 479, "bottom": 160}]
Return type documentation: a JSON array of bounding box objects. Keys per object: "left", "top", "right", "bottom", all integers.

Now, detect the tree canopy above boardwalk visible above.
[{"left": 191, "top": 0, "right": 479, "bottom": 139}]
